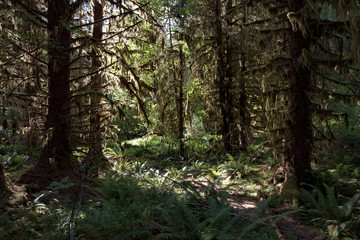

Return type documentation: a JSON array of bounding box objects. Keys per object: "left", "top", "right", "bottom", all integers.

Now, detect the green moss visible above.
[{"left": 279, "top": 175, "right": 301, "bottom": 206}]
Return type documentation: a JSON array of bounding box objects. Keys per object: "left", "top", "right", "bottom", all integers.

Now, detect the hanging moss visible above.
[
  {"left": 298, "top": 48, "right": 311, "bottom": 69},
  {"left": 287, "top": 6, "right": 309, "bottom": 38}
]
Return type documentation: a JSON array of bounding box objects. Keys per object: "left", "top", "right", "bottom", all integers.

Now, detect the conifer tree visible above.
[
  {"left": 258, "top": 0, "right": 360, "bottom": 200},
  {"left": 185, "top": 0, "right": 252, "bottom": 152}
]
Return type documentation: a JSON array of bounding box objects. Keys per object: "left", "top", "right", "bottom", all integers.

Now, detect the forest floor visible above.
[
  {"left": 228, "top": 193, "right": 322, "bottom": 240},
  {"left": 2, "top": 170, "right": 321, "bottom": 240},
  {"left": 1, "top": 136, "right": 359, "bottom": 239},
  {"left": 188, "top": 173, "right": 323, "bottom": 240}
]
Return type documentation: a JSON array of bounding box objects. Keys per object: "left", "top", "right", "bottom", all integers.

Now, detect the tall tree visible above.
[
  {"left": 213, "top": 0, "right": 229, "bottom": 151},
  {"left": 283, "top": 0, "right": 312, "bottom": 191},
  {"left": 257, "top": 0, "right": 360, "bottom": 202},
  {"left": 38, "top": 0, "right": 72, "bottom": 171},
  {"left": 0, "top": 0, "right": 46, "bottom": 146},
  {"left": 89, "top": 0, "right": 106, "bottom": 165},
  {"left": 184, "top": 0, "right": 252, "bottom": 153},
  {"left": 177, "top": 44, "right": 185, "bottom": 156}
]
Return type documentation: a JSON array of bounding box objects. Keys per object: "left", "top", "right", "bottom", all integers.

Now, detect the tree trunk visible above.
[
  {"left": 177, "top": 44, "right": 185, "bottom": 156},
  {"left": 224, "top": 0, "right": 249, "bottom": 153},
  {"left": 1, "top": 97, "right": 7, "bottom": 130},
  {"left": 225, "top": 18, "right": 236, "bottom": 151},
  {"left": 284, "top": 0, "right": 312, "bottom": 185},
  {"left": 238, "top": 54, "right": 248, "bottom": 152},
  {"left": 38, "top": 0, "right": 72, "bottom": 171},
  {"left": 0, "top": 163, "right": 13, "bottom": 193},
  {"left": 0, "top": 163, "right": 8, "bottom": 192},
  {"left": 215, "top": 0, "right": 230, "bottom": 152},
  {"left": 238, "top": 0, "right": 250, "bottom": 152},
  {"left": 26, "top": 0, "right": 40, "bottom": 149},
  {"left": 89, "top": 0, "right": 106, "bottom": 166}
]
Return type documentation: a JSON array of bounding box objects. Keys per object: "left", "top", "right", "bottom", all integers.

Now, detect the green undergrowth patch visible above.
[
  {"left": 0, "top": 166, "right": 289, "bottom": 240},
  {"left": 0, "top": 179, "right": 76, "bottom": 240},
  {"left": 298, "top": 160, "right": 360, "bottom": 239},
  {"left": 75, "top": 171, "right": 291, "bottom": 240},
  {"left": 116, "top": 135, "right": 226, "bottom": 162},
  {"left": 298, "top": 183, "right": 360, "bottom": 239},
  {"left": 0, "top": 144, "right": 40, "bottom": 166},
  {"left": 0, "top": 144, "right": 40, "bottom": 180},
  {"left": 106, "top": 136, "right": 277, "bottom": 199},
  {"left": 0, "top": 137, "right": 299, "bottom": 240}
]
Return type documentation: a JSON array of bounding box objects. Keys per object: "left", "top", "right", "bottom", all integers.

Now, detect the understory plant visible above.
[
  {"left": 301, "top": 183, "right": 360, "bottom": 239},
  {"left": 76, "top": 173, "right": 290, "bottom": 240}
]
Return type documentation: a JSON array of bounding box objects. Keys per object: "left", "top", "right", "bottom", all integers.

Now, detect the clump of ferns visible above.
[
  {"left": 154, "top": 185, "right": 296, "bottom": 240},
  {"left": 301, "top": 183, "right": 360, "bottom": 239}
]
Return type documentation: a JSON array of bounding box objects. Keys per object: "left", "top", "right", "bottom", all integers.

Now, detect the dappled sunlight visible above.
[{"left": 1, "top": 0, "right": 360, "bottom": 239}]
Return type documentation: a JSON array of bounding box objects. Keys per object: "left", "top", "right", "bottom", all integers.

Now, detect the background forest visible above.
[{"left": 0, "top": 0, "right": 359, "bottom": 239}]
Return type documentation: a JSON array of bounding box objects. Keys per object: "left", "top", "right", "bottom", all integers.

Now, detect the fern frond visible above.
[
  {"left": 302, "top": 187, "right": 320, "bottom": 210},
  {"left": 324, "top": 184, "right": 341, "bottom": 220},
  {"left": 342, "top": 193, "right": 360, "bottom": 218}
]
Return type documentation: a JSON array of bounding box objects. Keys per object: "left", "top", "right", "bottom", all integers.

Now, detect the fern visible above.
[
  {"left": 302, "top": 183, "right": 360, "bottom": 239},
  {"left": 323, "top": 184, "right": 342, "bottom": 220},
  {"left": 78, "top": 171, "right": 295, "bottom": 240}
]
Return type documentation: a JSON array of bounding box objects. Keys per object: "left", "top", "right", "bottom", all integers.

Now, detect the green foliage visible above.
[
  {"left": 120, "top": 135, "right": 178, "bottom": 159},
  {"left": 202, "top": 166, "right": 223, "bottom": 182},
  {"left": 0, "top": 153, "right": 28, "bottom": 172},
  {"left": 78, "top": 173, "right": 288, "bottom": 240},
  {"left": 0, "top": 202, "right": 72, "bottom": 240},
  {"left": 108, "top": 89, "right": 148, "bottom": 140},
  {"left": 154, "top": 192, "right": 244, "bottom": 240},
  {"left": 301, "top": 183, "right": 360, "bottom": 239},
  {"left": 0, "top": 144, "right": 39, "bottom": 171},
  {"left": 0, "top": 210, "right": 44, "bottom": 240},
  {"left": 218, "top": 154, "right": 251, "bottom": 179},
  {"left": 165, "top": 166, "right": 186, "bottom": 179},
  {"left": 185, "top": 135, "right": 211, "bottom": 157},
  {"left": 195, "top": 153, "right": 255, "bottom": 186},
  {"left": 33, "top": 177, "right": 76, "bottom": 204},
  {"left": 78, "top": 175, "right": 166, "bottom": 239},
  {"left": 0, "top": 140, "right": 298, "bottom": 240},
  {"left": 36, "top": 206, "right": 73, "bottom": 240},
  {"left": 308, "top": 169, "right": 337, "bottom": 191}
]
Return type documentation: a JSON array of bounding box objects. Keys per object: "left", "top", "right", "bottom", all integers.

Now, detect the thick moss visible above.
[{"left": 279, "top": 175, "right": 301, "bottom": 206}]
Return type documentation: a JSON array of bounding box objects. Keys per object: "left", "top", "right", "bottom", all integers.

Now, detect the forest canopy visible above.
[{"left": 0, "top": 0, "right": 359, "bottom": 239}]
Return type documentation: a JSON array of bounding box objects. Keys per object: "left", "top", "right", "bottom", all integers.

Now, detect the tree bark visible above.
[
  {"left": 89, "top": 0, "right": 106, "bottom": 166},
  {"left": 38, "top": 0, "right": 72, "bottom": 171},
  {"left": 0, "top": 163, "right": 9, "bottom": 192},
  {"left": 1, "top": 97, "right": 7, "bottom": 130},
  {"left": 238, "top": 0, "right": 250, "bottom": 152},
  {"left": 177, "top": 44, "right": 185, "bottom": 156},
  {"left": 238, "top": 53, "right": 248, "bottom": 152},
  {"left": 225, "top": 0, "right": 236, "bottom": 152},
  {"left": 215, "top": 0, "right": 230, "bottom": 152},
  {"left": 285, "top": 0, "right": 312, "bottom": 185},
  {"left": 224, "top": 0, "right": 250, "bottom": 153}
]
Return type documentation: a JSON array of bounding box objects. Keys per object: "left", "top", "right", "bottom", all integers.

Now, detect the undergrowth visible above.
[
  {"left": 76, "top": 172, "right": 287, "bottom": 240},
  {"left": 1, "top": 135, "right": 359, "bottom": 240}
]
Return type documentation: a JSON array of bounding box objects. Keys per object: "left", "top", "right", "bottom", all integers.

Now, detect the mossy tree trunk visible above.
[
  {"left": 177, "top": 44, "right": 185, "bottom": 156},
  {"left": 225, "top": 0, "right": 237, "bottom": 152},
  {"left": 89, "top": 0, "right": 107, "bottom": 166},
  {"left": 38, "top": 0, "right": 72, "bottom": 171},
  {"left": 225, "top": 0, "right": 250, "bottom": 152},
  {"left": 1, "top": 96, "right": 7, "bottom": 130},
  {"left": 238, "top": 53, "right": 248, "bottom": 152},
  {"left": 284, "top": 0, "right": 312, "bottom": 186},
  {"left": 215, "top": 0, "right": 230, "bottom": 152}
]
